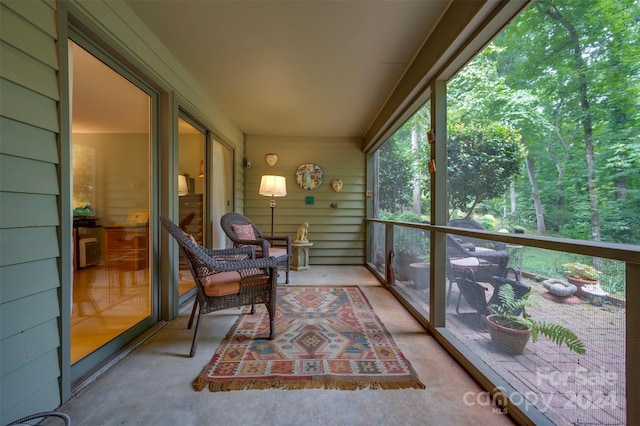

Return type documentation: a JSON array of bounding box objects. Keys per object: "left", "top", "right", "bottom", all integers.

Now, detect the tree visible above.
[
  {"left": 447, "top": 123, "right": 526, "bottom": 219},
  {"left": 377, "top": 134, "right": 413, "bottom": 213}
]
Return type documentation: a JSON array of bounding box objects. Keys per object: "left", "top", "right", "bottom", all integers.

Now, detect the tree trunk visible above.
[
  {"left": 510, "top": 181, "right": 516, "bottom": 214},
  {"left": 411, "top": 127, "right": 421, "bottom": 214},
  {"left": 541, "top": 2, "right": 601, "bottom": 243},
  {"left": 525, "top": 155, "right": 546, "bottom": 234}
]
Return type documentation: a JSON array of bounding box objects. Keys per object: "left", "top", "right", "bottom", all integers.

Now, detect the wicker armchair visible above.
[
  {"left": 160, "top": 216, "right": 278, "bottom": 357},
  {"left": 447, "top": 219, "right": 510, "bottom": 282},
  {"left": 220, "top": 212, "right": 291, "bottom": 284},
  {"left": 447, "top": 219, "right": 507, "bottom": 250}
]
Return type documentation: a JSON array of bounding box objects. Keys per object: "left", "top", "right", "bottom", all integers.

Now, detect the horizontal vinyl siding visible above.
[
  {"left": 245, "top": 136, "right": 365, "bottom": 265},
  {"left": 0, "top": 0, "right": 62, "bottom": 423}
]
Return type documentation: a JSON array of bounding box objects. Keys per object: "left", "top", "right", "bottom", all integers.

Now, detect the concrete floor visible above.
[{"left": 56, "top": 266, "right": 515, "bottom": 426}]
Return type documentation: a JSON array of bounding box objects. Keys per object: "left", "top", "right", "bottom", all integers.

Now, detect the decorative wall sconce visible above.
[
  {"left": 199, "top": 160, "right": 204, "bottom": 178},
  {"left": 330, "top": 179, "right": 343, "bottom": 192},
  {"left": 265, "top": 153, "right": 278, "bottom": 167}
]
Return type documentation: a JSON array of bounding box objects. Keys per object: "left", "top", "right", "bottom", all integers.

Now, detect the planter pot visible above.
[
  {"left": 586, "top": 292, "right": 607, "bottom": 306},
  {"left": 486, "top": 315, "right": 531, "bottom": 355},
  {"left": 565, "top": 275, "right": 599, "bottom": 299},
  {"left": 395, "top": 252, "right": 423, "bottom": 281},
  {"left": 409, "top": 262, "right": 430, "bottom": 290},
  {"left": 582, "top": 284, "right": 608, "bottom": 306}
]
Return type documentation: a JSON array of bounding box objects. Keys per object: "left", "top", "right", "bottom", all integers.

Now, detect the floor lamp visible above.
[{"left": 259, "top": 175, "right": 287, "bottom": 236}]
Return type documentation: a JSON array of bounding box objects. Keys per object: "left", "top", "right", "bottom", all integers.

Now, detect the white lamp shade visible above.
[
  {"left": 178, "top": 174, "right": 188, "bottom": 196},
  {"left": 259, "top": 175, "right": 287, "bottom": 197}
]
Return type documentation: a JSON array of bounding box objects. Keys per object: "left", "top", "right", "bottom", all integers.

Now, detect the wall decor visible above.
[
  {"left": 330, "top": 179, "right": 343, "bottom": 192},
  {"left": 265, "top": 153, "right": 278, "bottom": 167},
  {"left": 296, "top": 163, "right": 323, "bottom": 190}
]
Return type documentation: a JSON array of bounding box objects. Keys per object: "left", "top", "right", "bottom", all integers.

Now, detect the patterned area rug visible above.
[{"left": 195, "top": 286, "right": 425, "bottom": 391}]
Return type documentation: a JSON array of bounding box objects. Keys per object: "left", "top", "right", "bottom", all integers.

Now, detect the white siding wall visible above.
[{"left": 0, "top": 0, "right": 62, "bottom": 423}]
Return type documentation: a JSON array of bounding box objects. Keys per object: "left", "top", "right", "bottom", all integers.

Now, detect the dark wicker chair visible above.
[
  {"left": 447, "top": 219, "right": 507, "bottom": 251},
  {"left": 446, "top": 219, "right": 510, "bottom": 283},
  {"left": 455, "top": 267, "right": 490, "bottom": 330},
  {"left": 220, "top": 212, "right": 291, "bottom": 284},
  {"left": 455, "top": 267, "right": 531, "bottom": 331},
  {"left": 160, "top": 216, "right": 278, "bottom": 357}
]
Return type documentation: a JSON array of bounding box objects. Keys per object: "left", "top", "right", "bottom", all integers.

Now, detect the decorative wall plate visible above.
[{"left": 296, "top": 163, "right": 323, "bottom": 190}]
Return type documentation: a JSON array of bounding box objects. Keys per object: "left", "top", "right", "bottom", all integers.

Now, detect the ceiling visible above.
[{"left": 122, "top": 0, "right": 453, "bottom": 138}]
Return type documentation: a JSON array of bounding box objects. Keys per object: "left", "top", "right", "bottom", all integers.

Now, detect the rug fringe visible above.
[{"left": 195, "top": 376, "right": 425, "bottom": 392}]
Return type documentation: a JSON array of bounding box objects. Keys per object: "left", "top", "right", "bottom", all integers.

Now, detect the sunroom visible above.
[{"left": 1, "top": 0, "right": 638, "bottom": 425}]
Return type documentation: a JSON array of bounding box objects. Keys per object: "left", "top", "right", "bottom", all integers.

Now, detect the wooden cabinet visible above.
[
  {"left": 179, "top": 194, "right": 203, "bottom": 244},
  {"left": 104, "top": 225, "right": 149, "bottom": 270}
]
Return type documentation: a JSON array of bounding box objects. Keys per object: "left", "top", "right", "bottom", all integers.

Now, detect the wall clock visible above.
[{"left": 296, "top": 163, "right": 323, "bottom": 190}]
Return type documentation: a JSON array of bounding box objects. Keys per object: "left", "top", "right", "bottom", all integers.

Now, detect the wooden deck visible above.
[{"left": 395, "top": 275, "right": 626, "bottom": 425}]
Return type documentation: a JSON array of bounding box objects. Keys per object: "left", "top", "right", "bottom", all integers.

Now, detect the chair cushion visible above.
[
  {"left": 200, "top": 271, "right": 241, "bottom": 296},
  {"left": 268, "top": 247, "right": 288, "bottom": 259},
  {"left": 255, "top": 247, "right": 288, "bottom": 260},
  {"left": 231, "top": 224, "right": 255, "bottom": 241}
]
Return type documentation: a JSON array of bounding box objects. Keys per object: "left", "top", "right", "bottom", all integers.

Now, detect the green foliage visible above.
[
  {"left": 378, "top": 138, "right": 413, "bottom": 212},
  {"left": 490, "top": 285, "right": 586, "bottom": 354},
  {"left": 376, "top": 0, "right": 640, "bottom": 246},
  {"left": 380, "top": 211, "right": 429, "bottom": 258},
  {"left": 447, "top": 122, "right": 526, "bottom": 218},
  {"left": 561, "top": 262, "right": 599, "bottom": 280},
  {"left": 378, "top": 210, "right": 424, "bottom": 223}
]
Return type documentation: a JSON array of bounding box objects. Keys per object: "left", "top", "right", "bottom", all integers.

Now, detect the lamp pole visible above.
[
  {"left": 259, "top": 175, "right": 286, "bottom": 237},
  {"left": 269, "top": 195, "right": 276, "bottom": 236}
]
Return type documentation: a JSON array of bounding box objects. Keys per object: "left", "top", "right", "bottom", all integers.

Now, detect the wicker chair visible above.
[
  {"left": 160, "top": 216, "right": 278, "bottom": 357},
  {"left": 220, "top": 212, "right": 291, "bottom": 284},
  {"left": 446, "top": 219, "right": 510, "bottom": 283},
  {"left": 447, "top": 219, "right": 507, "bottom": 250}
]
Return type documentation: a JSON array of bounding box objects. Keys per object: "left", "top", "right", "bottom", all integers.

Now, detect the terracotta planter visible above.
[
  {"left": 565, "top": 275, "right": 599, "bottom": 299},
  {"left": 486, "top": 315, "right": 531, "bottom": 355}
]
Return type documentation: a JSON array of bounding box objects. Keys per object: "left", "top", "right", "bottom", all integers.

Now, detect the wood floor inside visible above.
[{"left": 71, "top": 264, "right": 194, "bottom": 364}]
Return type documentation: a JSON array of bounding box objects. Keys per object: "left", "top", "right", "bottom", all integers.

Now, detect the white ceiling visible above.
[{"left": 123, "top": 0, "right": 452, "bottom": 138}]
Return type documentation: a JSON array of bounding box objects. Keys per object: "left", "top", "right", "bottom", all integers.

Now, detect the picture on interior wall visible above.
[{"left": 296, "top": 163, "right": 323, "bottom": 190}]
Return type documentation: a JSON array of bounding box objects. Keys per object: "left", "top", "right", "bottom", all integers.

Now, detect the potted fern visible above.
[{"left": 486, "top": 285, "right": 586, "bottom": 355}]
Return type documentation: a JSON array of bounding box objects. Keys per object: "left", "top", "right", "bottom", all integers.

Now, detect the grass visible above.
[{"left": 520, "top": 247, "right": 626, "bottom": 297}]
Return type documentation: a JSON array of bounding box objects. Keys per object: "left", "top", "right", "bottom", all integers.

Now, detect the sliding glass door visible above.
[
  {"left": 69, "top": 39, "right": 156, "bottom": 379},
  {"left": 178, "top": 116, "right": 205, "bottom": 299}
]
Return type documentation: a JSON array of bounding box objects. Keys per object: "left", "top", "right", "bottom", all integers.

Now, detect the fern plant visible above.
[{"left": 489, "top": 285, "right": 586, "bottom": 354}]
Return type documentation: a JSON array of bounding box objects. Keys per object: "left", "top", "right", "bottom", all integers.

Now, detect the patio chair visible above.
[
  {"left": 455, "top": 267, "right": 490, "bottom": 330},
  {"left": 487, "top": 267, "right": 531, "bottom": 316},
  {"left": 160, "top": 216, "right": 278, "bottom": 357},
  {"left": 446, "top": 219, "right": 510, "bottom": 283},
  {"left": 455, "top": 266, "right": 531, "bottom": 331},
  {"left": 220, "top": 212, "right": 291, "bottom": 284},
  {"left": 447, "top": 219, "right": 507, "bottom": 251}
]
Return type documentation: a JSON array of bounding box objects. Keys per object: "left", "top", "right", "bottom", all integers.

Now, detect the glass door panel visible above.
[
  {"left": 178, "top": 117, "right": 205, "bottom": 297},
  {"left": 210, "top": 138, "right": 233, "bottom": 248},
  {"left": 70, "top": 41, "right": 152, "bottom": 364}
]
